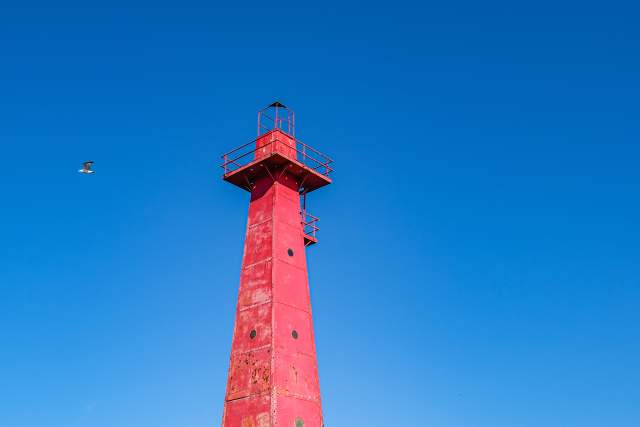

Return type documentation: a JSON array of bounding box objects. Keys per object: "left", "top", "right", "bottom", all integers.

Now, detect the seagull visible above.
[{"left": 78, "top": 161, "right": 95, "bottom": 174}]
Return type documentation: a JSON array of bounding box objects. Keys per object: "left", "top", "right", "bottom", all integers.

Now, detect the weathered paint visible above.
[
  {"left": 221, "top": 117, "right": 330, "bottom": 427},
  {"left": 255, "top": 129, "right": 297, "bottom": 161}
]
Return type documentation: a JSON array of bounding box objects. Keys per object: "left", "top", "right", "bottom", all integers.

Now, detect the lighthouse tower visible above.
[{"left": 220, "top": 103, "right": 333, "bottom": 427}]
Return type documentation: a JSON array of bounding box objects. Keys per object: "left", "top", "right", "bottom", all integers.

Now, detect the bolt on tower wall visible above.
[{"left": 220, "top": 103, "right": 333, "bottom": 427}]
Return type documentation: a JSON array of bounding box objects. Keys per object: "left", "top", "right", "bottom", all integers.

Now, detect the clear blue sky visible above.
[{"left": 0, "top": 1, "right": 638, "bottom": 426}]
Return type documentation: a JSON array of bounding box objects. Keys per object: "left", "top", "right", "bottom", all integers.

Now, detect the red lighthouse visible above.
[{"left": 220, "top": 103, "right": 333, "bottom": 427}]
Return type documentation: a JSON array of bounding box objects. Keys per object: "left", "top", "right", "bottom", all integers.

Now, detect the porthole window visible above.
[
  {"left": 291, "top": 330, "right": 299, "bottom": 339},
  {"left": 287, "top": 248, "right": 294, "bottom": 257},
  {"left": 249, "top": 329, "right": 257, "bottom": 339}
]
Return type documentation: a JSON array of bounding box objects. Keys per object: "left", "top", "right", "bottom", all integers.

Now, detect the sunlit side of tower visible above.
[{"left": 219, "top": 103, "right": 333, "bottom": 427}]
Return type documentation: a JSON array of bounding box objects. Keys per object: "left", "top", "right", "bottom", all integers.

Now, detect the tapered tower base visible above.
[
  {"left": 220, "top": 103, "right": 332, "bottom": 427},
  {"left": 222, "top": 174, "right": 323, "bottom": 426}
]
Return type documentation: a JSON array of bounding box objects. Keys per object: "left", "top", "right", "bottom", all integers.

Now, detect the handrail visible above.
[
  {"left": 221, "top": 133, "right": 334, "bottom": 177},
  {"left": 222, "top": 139, "right": 257, "bottom": 157},
  {"left": 301, "top": 211, "right": 319, "bottom": 241},
  {"left": 258, "top": 108, "right": 295, "bottom": 137},
  {"left": 296, "top": 139, "right": 334, "bottom": 163}
]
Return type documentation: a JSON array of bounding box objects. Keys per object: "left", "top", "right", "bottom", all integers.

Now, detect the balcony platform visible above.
[
  {"left": 221, "top": 130, "right": 333, "bottom": 194},
  {"left": 223, "top": 152, "right": 332, "bottom": 193}
]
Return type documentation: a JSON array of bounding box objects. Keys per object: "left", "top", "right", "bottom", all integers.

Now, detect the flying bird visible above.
[{"left": 78, "top": 161, "right": 95, "bottom": 174}]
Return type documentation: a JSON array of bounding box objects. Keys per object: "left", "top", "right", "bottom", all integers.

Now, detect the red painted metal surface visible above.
[
  {"left": 221, "top": 130, "right": 333, "bottom": 194},
  {"left": 220, "top": 104, "right": 331, "bottom": 427}
]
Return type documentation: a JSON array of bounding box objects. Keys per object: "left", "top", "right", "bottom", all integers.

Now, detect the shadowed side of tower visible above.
[{"left": 220, "top": 103, "right": 333, "bottom": 427}]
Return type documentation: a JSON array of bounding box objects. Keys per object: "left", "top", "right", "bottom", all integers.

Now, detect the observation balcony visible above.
[
  {"left": 221, "top": 130, "right": 333, "bottom": 193},
  {"left": 220, "top": 102, "right": 333, "bottom": 194}
]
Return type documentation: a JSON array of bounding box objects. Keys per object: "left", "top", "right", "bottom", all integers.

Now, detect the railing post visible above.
[
  {"left": 302, "top": 140, "right": 306, "bottom": 164},
  {"left": 257, "top": 111, "right": 261, "bottom": 136}
]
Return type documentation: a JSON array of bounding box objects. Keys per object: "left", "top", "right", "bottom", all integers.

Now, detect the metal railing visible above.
[
  {"left": 301, "top": 211, "right": 319, "bottom": 241},
  {"left": 221, "top": 133, "right": 334, "bottom": 177},
  {"left": 258, "top": 109, "right": 295, "bottom": 137}
]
